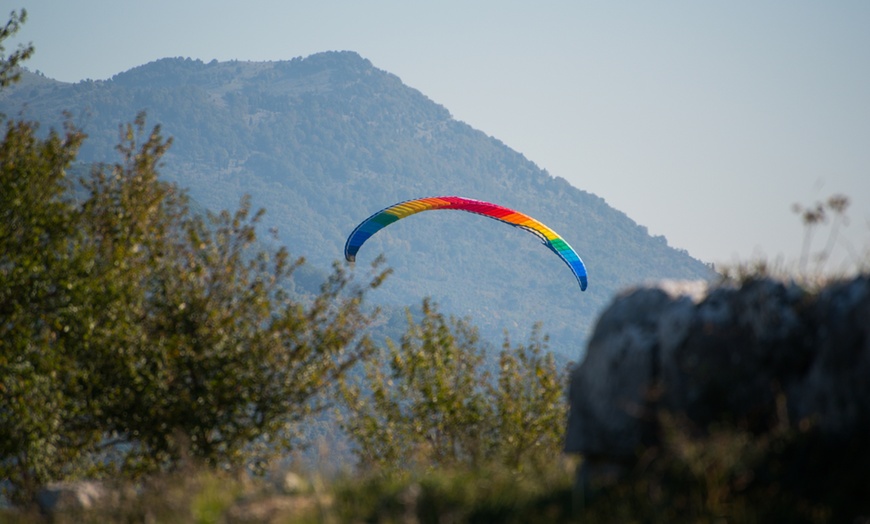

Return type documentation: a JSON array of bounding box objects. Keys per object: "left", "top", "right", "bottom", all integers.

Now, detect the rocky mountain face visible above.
[{"left": 1, "top": 52, "right": 714, "bottom": 355}]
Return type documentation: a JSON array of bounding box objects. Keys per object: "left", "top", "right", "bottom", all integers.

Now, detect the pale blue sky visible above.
[{"left": 9, "top": 1, "right": 870, "bottom": 274}]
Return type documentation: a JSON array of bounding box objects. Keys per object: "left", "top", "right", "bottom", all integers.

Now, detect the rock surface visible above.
[
  {"left": 566, "top": 275, "right": 870, "bottom": 465},
  {"left": 36, "top": 480, "right": 108, "bottom": 514}
]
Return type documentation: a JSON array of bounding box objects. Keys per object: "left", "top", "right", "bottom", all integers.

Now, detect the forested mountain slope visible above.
[{"left": 1, "top": 52, "right": 715, "bottom": 356}]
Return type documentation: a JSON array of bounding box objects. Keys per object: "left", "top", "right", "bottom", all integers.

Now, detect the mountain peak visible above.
[{"left": 0, "top": 53, "right": 714, "bottom": 354}]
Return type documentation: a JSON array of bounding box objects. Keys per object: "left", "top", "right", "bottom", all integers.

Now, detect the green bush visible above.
[{"left": 339, "top": 298, "right": 568, "bottom": 474}]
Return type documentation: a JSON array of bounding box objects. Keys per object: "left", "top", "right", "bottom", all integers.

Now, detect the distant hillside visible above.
[{"left": 1, "top": 52, "right": 715, "bottom": 356}]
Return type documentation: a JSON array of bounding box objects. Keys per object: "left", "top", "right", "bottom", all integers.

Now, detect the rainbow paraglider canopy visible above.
[{"left": 344, "top": 196, "right": 588, "bottom": 291}]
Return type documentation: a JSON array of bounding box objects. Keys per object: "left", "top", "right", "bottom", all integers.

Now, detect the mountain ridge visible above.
[{"left": 2, "top": 51, "right": 715, "bottom": 356}]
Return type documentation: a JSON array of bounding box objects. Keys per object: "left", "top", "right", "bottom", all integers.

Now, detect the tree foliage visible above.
[
  {"left": 0, "top": 111, "right": 91, "bottom": 506},
  {"left": 0, "top": 9, "right": 32, "bottom": 88},
  {"left": 0, "top": 20, "right": 387, "bottom": 501},
  {"left": 340, "top": 298, "right": 568, "bottom": 474}
]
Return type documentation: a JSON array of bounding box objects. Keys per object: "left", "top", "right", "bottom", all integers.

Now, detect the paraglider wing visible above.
[{"left": 344, "top": 196, "right": 588, "bottom": 291}]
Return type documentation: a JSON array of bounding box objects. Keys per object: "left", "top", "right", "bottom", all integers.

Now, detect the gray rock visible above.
[
  {"left": 36, "top": 480, "right": 106, "bottom": 514},
  {"left": 792, "top": 277, "right": 870, "bottom": 435},
  {"left": 566, "top": 275, "right": 870, "bottom": 481},
  {"left": 565, "top": 286, "right": 674, "bottom": 458}
]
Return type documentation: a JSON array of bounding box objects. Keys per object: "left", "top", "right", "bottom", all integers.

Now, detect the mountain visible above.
[{"left": 0, "top": 52, "right": 715, "bottom": 357}]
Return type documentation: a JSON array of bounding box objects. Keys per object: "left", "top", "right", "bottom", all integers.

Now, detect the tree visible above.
[
  {"left": 0, "top": 111, "right": 387, "bottom": 503},
  {"left": 0, "top": 9, "right": 33, "bottom": 88},
  {"left": 340, "top": 298, "right": 568, "bottom": 474},
  {"left": 1, "top": 14, "right": 93, "bottom": 491},
  {"left": 0, "top": 13, "right": 388, "bottom": 502},
  {"left": 489, "top": 324, "right": 567, "bottom": 472},
  {"left": 0, "top": 113, "right": 93, "bottom": 505},
  {"left": 76, "top": 115, "right": 389, "bottom": 475}
]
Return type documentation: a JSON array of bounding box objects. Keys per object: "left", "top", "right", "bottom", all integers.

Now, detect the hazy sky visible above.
[{"left": 9, "top": 1, "right": 870, "bottom": 273}]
